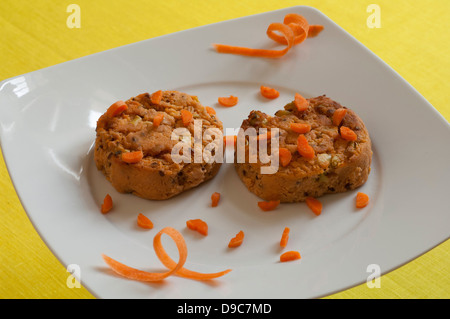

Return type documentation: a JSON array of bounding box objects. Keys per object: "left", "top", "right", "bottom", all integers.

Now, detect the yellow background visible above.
[{"left": 0, "top": 0, "right": 449, "bottom": 298}]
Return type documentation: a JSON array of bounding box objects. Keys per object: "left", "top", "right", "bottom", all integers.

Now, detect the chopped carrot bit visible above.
[
  {"left": 106, "top": 100, "right": 128, "bottom": 117},
  {"left": 290, "top": 122, "right": 311, "bottom": 134},
  {"left": 258, "top": 200, "right": 280, "bottom": 211},
  {"left": 228, "top": 230, "right": 245, "bottom": 248},
  {"left": 260, "top": 86, "right": 280, "bottom": 99},
  {"left": 205, "top": 106, "right": 216, "bottom": 115},
  {"left": 279, "top": 148, "right": 292, "bottom": 167},
  {"left": 186, "top": 219, "right": 208, "bottom": 236},
  {"left": 305, "top": 197, "right": 322, "bottom": 216},
  {"left": 137, "top": 213, "right": 153, "bottom": 229},
  {"left": 224, "top": 135, "right": 237, "bottom": 147},
  {"left": 332, "top": 108, "right": 347, "bottom": 126},
  {"left": 356, "top": 192, "right": 369, "bottom": 208},
  {"left": 297, "top": 134, "right": 315, "bottom": 160},
  {"left": 151, "top": 90, "right": 163, "bottom": 104},
  {"left": 122, "top": 150, "right": 144, "bottom": 164},
  {"left": 211, "top": 192, "right": 221, "bottom": 207},
  {"left": 218, "top": 95, "right": 238, "bottom": 107},
  {"left": 280, "top": 227, "right": 290, "bottom": 248},
  {"left": 101, "top": 194, "right": 113, "bottom": 214},
  {"left": 308, "top": 25, "right": 324, "bottom": 37},
  {"left": 257, "top": 131, "right": 272, "bottom": 141},
  {"left": 340, "top": 126, "right": 357, "bottom": 141},
  {"left": 180, "top": 109, "right": 193, "bottom": 126},
  {"left": 153, "top": 113, "right": 164, "bottom": 128},
  {"left": 280, "top": 250, "right": 301, "bottom": 262},
  {"left": 294, "top": 93, "right": 309, "bottom": 111}
]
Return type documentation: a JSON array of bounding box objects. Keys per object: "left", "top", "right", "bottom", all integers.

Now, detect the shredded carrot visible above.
[
  {"left": 340, "top": 126, "right": 357, "bottom": 141},
  {"left": 294, "top": 93, "right": 309, "bottom": 111},
  {"left": 180, "top": 109, "right": 193, "bottom": 126},
  {"left": 101, "top": 194, "right": 113, "bottom": 214},
  {"left": 205, "top": 106, "right": 216, "bottom": 115},
  {"left": 297, "top": 134, "right": 315, "bottom": 160},
  {"left": 137, "top": 213, "right": 153, "bottom": 229},
  {"left": 186, "top": 219, "right": 208, "bottom": 236},
  {"left": 224, "top": 135, "right": 237, "bottom": 147},
  {"left": 218, "top": 95, "right": 238, "bottom": 107},
  {"left": 307, "top": 25, "right": 324, "bottom": 38},
  {"left": 290, "top": 122, "right": 311, "bottom": 134},
  {"left": 332, "top": 108, "right": 347, "bottom": 126},
  {"left": 151, "top": 90, "right": 163, "bottom": 104},
  {"left": 280, "top": 227, "right": 290, "bottom": 248},
  {"left": 356, "top": 192, "right": 369, "bottom": 208},
  {"left": 260, "top": 86, "right": 280, "bottom": 99},
  {"left": 305, "top": 197, "right": 322, "bottom": 216},
  {"left": 279, "top": 148, "right": 292, "bottom": 167},
  {"left": 211, "top": 192, "right": 221, "bottom": 207},
  {"left": 106, "top": 100, "right": 128, "bottom": 117},
  {"left": 280, "top": 250, "right": 301, "bottom": 262},
  {"left": 153, "top": 113, "right": 164, "bottom": 128},
  {"left": 228, "top": 230, "right": 245, "bottom": 248},
  {"left": 122, "top": 150, "right": 144, "bottom": 164},
  {"left": 258, "top": 200, "right": 280, "bottom": 211}
]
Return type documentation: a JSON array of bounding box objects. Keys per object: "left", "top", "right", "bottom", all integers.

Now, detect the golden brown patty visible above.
[
  {"left": 94, "top": 90, "right": 223, "bottom": 200},
  {"left": 234, "top": 95, "right": 372, "bottom": 202}
]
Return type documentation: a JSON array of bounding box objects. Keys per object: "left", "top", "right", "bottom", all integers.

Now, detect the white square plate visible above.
[{"left": 1, "top": 6, "right": 449, "bottom": 299}]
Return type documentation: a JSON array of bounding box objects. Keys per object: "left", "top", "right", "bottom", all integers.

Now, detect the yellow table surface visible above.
[{"left": 0, "top": 0, "right": 449, "bottom": 299}]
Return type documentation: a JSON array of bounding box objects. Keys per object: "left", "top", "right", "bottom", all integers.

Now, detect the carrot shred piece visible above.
[
  {"left": 280, "top": 227, "right": 290, "bottom": 248},
  {"left": 218, "top": 95, "right": 238, "bottom": 107},
  {"left": 211, "top": 192, "right": 221, "bottom": 207},
  {"left": 122, "top": 150, "right": 144, "bottom": 164},
  {"left": 106, "top": 100, "right": 128, "bottom": 117},
  {"left": 356, "top": 192, "right": 370, "bottom": 208},
  {"left": 101, "top": 194, "right": 113, "bottom": 214},
  {"left": 332, "top": 108, "right": 347, "bottom": 126},
  {"left": 137, "top": 213, "right": 153, "bottom": 229},
  {"left": 153, "top": 113, "right": 164, "bottom": 128},
  {"left": 290, "top": 122, "right": 311, "bottom": 134},
  {"left": 228, "top": 230, "right": 245, "bottom": 248},
  {"left": 151, "top": 90, "right": 163, "bottom": 104},
  {"left": 260, "top": 86, "right": 280, "bottom": 99},
  {"left": 205, "top": 106, "right": 216, "bottom": 115},
  {"left": 279, "top": 147, "right": 292, "bottom": 167},
  {"left": 280, "top": 250, "right": 301, "bottom": 262},
  {"left": 186, "top": 219, "right": 208, "bottom": 236},
  {"left": 297, "top": 134, "right": 315, "bottom": 160},
  {"left": 258, "top": 200, "right": 280, "bottom": 211},
  {"left": 308, "top": 25, "right": 324, "bottom": 38},
  {"left": 305, "top": 197, "right": 322, "bottom": 216},
  {"left": 224, "top": 135, "right": 237, "bottom": 147},
  {"left": 294, "top": 93, "right": 309, "bottom": 111},
  {"left": 180, "top": 109, "right": 193, "bottom": 126},
  {"left": 340, "top": 126, "right": 357, "bottom": 141}
]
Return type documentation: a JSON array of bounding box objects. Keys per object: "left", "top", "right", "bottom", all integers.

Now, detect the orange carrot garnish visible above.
[
  {"left": 280, "top": 227, "right": 290, "bottom": 248},
  {"left": 122, "top": 150, "right": 144, "bottom": 164},
  {"left": 340, "top": 126, "right": 357, "bottom": 141},
  {"left": 280, "top": 250, "right": 301, "bottom": 262},
  {"left": 186, "top": 219, "right": 208, "bottom": 236},
  {"left": 279, "top": 148, "right": 292, "bottom": 167},
  {"left": 228, "top": 230, "right": 245, "bottom": 248},
  {"left": 297, "top": 134, "right": 315, "bottom": 160},
  {"left": 307, "top": 25, "right": 324, "bottom": 37},
  {"left": 290, "top": 122, "right": 311, "bottom": 134},
  {"left": 294, "top": 93, "right": 309, "bottom": 111},
  {"left": 305, "top": 197, "right": 322, "bottom": 216},
  {"left": 211, "top": 192, "right": 221, "bottom": 207},
  {"left": 153, "top": 113, "right": 164, "bottom": 128},
  {"left": 205, "top": 106, "right": 216, "bottom": 115},
  {"left": 180, "top": 109, "right": 193, "bottom": 126},
  {"left": 356, "top": 192, "right": 369, "bottom": 208},
  {"left": 101, "top": 194, "right": 113, "bottom": 214},
  {"left": 260, "top": 86, "right": 280, "bottom": 99},
  {"left": 332, "top": 108, "right": 347, "bottom": 126},
  {"left": 137, "top": 213, "right": 153, "bottom": 229},
  {"left": 218, "top": 95, "right": 238, "bottom": 107},
  {"left": 151, "top": 90, "right": 163, "bottom": 104},
  {"left": 106, "top": 100, "right": 128, "bottom": 117},
  {"left": 258, "top": 200, "right": 280, "bottom": 211}
]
